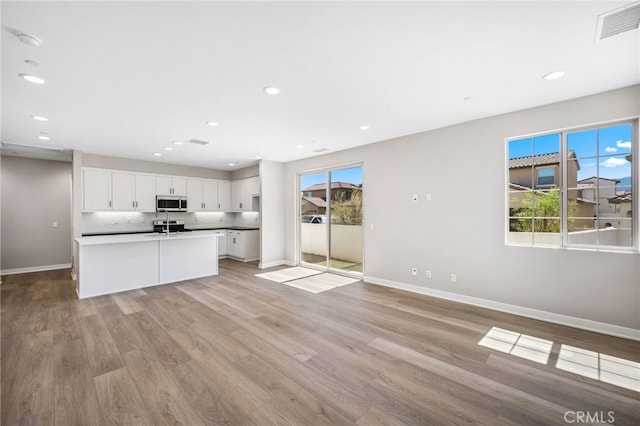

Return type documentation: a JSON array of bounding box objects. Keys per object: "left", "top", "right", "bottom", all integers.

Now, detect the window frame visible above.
[{"left": 505, "top": 118, "right": 638, "bottom": 253}]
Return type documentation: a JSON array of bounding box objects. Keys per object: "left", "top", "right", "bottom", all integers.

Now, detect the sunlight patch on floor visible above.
[
  {"left": 557, "top": 344, "right": 640, "bottom": 392},
  {"left": 478, "top": 327, "right": 553, "bottom": 364}
]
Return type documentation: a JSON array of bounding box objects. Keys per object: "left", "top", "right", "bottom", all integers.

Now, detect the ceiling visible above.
[{"left": 1, "top": 1, "right": 638, "bottom": 169}]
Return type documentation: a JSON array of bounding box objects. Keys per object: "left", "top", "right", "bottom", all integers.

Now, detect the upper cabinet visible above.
[
  {"left": 187, "top": 178, "right": 231, "bottom": 211},
  {"left": 156, "top": 176, "right": 187, "bottom": 196},
  {"left": 112, "top": 172, "right": 156, "bottom": 211},
  {"left": 83, "top": 169, "right": 112, "bottom": 211},
  {"left": 83, "top": 169, "right": 156, "bottom": 212},
  {"left": 82, "top": 167, "right": 244, "bottom": 213},
  {"left": 231, "top": 177, "right": 260, "bottom": 211},
  {"left": 217, "top": 180, "right": 231, "bottom": 211}
]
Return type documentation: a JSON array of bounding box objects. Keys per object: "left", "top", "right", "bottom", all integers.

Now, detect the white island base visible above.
[{"left": 75, "top": 232, "right": 221, "bottom": 299}]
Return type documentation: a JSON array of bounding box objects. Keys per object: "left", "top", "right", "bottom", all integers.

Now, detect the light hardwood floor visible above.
[{"left": 2, "top": 260, "right": 639, "bottom": 425}]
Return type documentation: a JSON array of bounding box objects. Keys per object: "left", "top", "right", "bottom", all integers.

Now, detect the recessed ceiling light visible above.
[
  {"left": 463, "top": 96, "right": 473, "bottom": 101},
  {"left": 31, "top": 115, "right": 48, "bottom": 121},
  {"left": 164, "top": 147, "right": 173, "bottom": 151},
  {"left": 296, "top": 144, "right": 304, "bottom": 149},
  {"left": 24, "top": 60, "right": 39, "bottom": 67},
  {"left": 37, "top": 134, "right": 50, "bottom": 141},
  {"left": 16, "top": 33, "right": 43, "bottom": 48},
  {"left": 360, "top": 125, "right": 370, "bottom": 131},
  {"left": 206, "top": 121, "right": 219, "bottom": 127},
  {"left": 228, "top": 162, "right": 235, "bottom": 166},
  {"left": 153, "top": 152, "right": 162, "bottom": 157},
  {"left": 543, "top": 70, "right": 565, "bottom": 80},
  {"left": 173, "top": 141, "right": 183, "bottom": 145},
  {"left": 19, "top": 73, "right": 45, "bottom": 84},
  {"left": 255, "top": 156, "right": 262, "bottom": 160},
  {"left": 264, "top": 86, "right": 280, "bottom": 95}
]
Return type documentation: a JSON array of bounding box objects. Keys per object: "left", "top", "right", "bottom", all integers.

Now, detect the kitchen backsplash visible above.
[{"left": 81, "top": 211, "right": 258, "bottom": 234}]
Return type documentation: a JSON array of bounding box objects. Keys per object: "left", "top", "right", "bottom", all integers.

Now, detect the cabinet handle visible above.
[
  {"left": 132, "top": 201, "right": 135, "bottom": 208},
  {"left": 218, "top": 203, "right": 220, "bottom": 209},
  {"left": 109, "top": 200, "right": 112, "bottom": 208},
  {"left": 135, "top": 201, "right": 138, "bottom": 208},
  {"left": 239, "top": 202, "right": 243, "bottom": 209}
]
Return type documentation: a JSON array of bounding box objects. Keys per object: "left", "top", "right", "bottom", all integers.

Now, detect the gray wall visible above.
[
  {"left": 1, "top": 156, "right": 72, "bottom": 272},
  {"left": 231, "top": 164, "right": 259, "bottom": 180},
  {"left": 283, "top": 85, "right": 640, "bottom": 331},
  {"left": 83, "top": 153, "right": 232, "bottom": 180}
]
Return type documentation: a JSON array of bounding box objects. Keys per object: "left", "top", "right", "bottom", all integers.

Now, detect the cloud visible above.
[
  {"left": 601, "top": 157, "right": 628, "bottom": 168},
  {"left": 581, "top": 162, "right": 596, "bottom": 167},
  {"left": 605, "top": 146, "right": 617, "bottom": 153},
  {"left": 616, "top": 140, "right": 631, "bottom": 149}
]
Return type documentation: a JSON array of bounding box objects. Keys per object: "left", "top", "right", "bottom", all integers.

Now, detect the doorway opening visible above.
[{"left": 298, "top": 165, "right": 363, "bottom": 275}]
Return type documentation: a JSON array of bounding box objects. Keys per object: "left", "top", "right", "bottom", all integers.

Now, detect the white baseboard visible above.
[
  {"left": 259, "top": 260, "right": 288, "bottom": 269},
  {"left": 364, "top": 275, "right": 640, "bottom": 342},
  {"left": 1, "top": 263, "right": 72, "bottom": 276}
]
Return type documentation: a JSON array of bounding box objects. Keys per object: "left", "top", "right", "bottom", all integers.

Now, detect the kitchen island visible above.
[{"left": 74, "top": 231, "right": 221, "bottom": 299}]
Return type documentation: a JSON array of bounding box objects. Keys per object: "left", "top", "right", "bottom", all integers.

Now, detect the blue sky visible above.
[
  {"left": 508, "top": 123, "right": 632, "bottom": 181},
  {"left": 300, "top": 166, "right": 362, "bottom": 189}
]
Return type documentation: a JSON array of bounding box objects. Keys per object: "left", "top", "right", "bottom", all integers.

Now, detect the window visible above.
[
  {"left": 507, "top": 120, "right": 637, "bottom": 251},
  {"left": 537, "top": 167, "right": 555, "bottom": 187}
]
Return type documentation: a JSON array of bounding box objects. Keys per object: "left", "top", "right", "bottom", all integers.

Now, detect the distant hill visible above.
[{"left": 617, "top": 176, "right": 631, "bottom": 192}]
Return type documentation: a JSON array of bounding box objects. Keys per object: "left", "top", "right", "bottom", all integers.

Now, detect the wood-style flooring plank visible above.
[
  {"left": 121, "top": 350, "right": 206, "bottom": 425},
  {"left": 93, "top": 367, "right": 152, "bottom": 426},
  {"left": 53, "top": 338, "right": 103, "bottom": 426},
  {"left": 1, "top": 331, "right": 54, "bottom": 425},
  {"left": 78, "top": 314, "right": 124, "bottom": 377}
]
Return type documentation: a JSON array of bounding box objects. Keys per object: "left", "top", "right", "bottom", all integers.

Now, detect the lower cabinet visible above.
[{"left": 226, "top": 230, "right": 259, "bottom": 262}]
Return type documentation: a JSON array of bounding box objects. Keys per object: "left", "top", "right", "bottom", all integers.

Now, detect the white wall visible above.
[
  {"left": 1, "top": 156, "right": 72, "bottom": 273},
  {"left": 283, "top": 85, "right": 640, "bottom": 334},
  {"left": 259, "top": 160, "right": 285, "bottom": 267}
]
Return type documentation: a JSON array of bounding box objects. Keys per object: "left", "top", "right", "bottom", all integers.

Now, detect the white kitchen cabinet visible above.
[
  {"left": 187, "top": 179, "right": 205, "bottom": 211},
  {"left": 216, "top": 230, "right": 227, "bottom": 257},
  {"left": 112, "top": 172, "right": 156, "bottom": 211},
  {"left": 83, "top": 169, "right": 112, "bottom": 211},
  {"left": 188, "top": 178, "right": 229, "bottom": 211},
  {"left": 231, "top": 177, "right": 260, "bottom": 211},
  {"left": 156, "top": 176, "right": 187, "bottom": 196},
  {"left": 134, "top": 174, "right": 157, "bottom": 211},
  {"left": 217, "top": 180, "right": 231, "bottom": 211},
  {"left": 227, "top": 229, "right": 259, "bottom": 261}
]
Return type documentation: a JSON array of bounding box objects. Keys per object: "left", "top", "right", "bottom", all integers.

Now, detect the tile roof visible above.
[
  {"left": 608, "top": 192, "right": 632, "bottom": 204},
  {"left": 301, "top": 196, "right": 326, "bottom": 208},
  {"left": 509, "top": 151, "right": 577, "bottom": 169},
  {"left": 302, "top": 182, "right": 360, "bottom": 191}
]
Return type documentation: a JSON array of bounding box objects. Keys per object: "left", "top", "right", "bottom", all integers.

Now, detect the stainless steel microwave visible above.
[{"left": 156, "top": 196, "right": 187, "bottom": 212}]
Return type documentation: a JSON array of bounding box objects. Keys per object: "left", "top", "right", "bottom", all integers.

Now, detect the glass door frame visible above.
[{"left": 296, "top": 162, "right": 364, "bottom": 277}]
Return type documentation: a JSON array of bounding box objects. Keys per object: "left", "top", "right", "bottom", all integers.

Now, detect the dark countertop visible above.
[{"left": 82, "top": 226, "right": 259, "bottom": 237}]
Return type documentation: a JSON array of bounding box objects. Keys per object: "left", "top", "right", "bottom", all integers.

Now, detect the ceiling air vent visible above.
[
  {"left": 595, "top": 1, "right": 640, "bottom": 41},
  {"left": 187, "top": 138, "right": 211, "bottom": 146}
]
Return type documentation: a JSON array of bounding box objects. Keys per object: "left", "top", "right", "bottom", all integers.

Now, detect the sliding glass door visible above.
[{"left": 299, "top": 165, "right": 363, "bottom": 275}]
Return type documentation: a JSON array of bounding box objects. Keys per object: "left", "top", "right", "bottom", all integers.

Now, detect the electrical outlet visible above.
[
  {"left": 411, "top": 267, "right": 417, "bottom": 276},
  {"left": 426, "top": 270, "right": 432, "bottom": 279},
  {"left": 426, "top": 193, "right": 432, "bottom": 201},
  {"left": 450, "top": 273, "right": 457, "bottom": 283}
]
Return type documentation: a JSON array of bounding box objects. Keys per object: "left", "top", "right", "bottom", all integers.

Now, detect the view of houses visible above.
[
  {"left": 300, "top": 179, "right": 363, "bottom": 272},
  {"left": 508, "top": 126, "right": 633, "bottom": 247}
]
